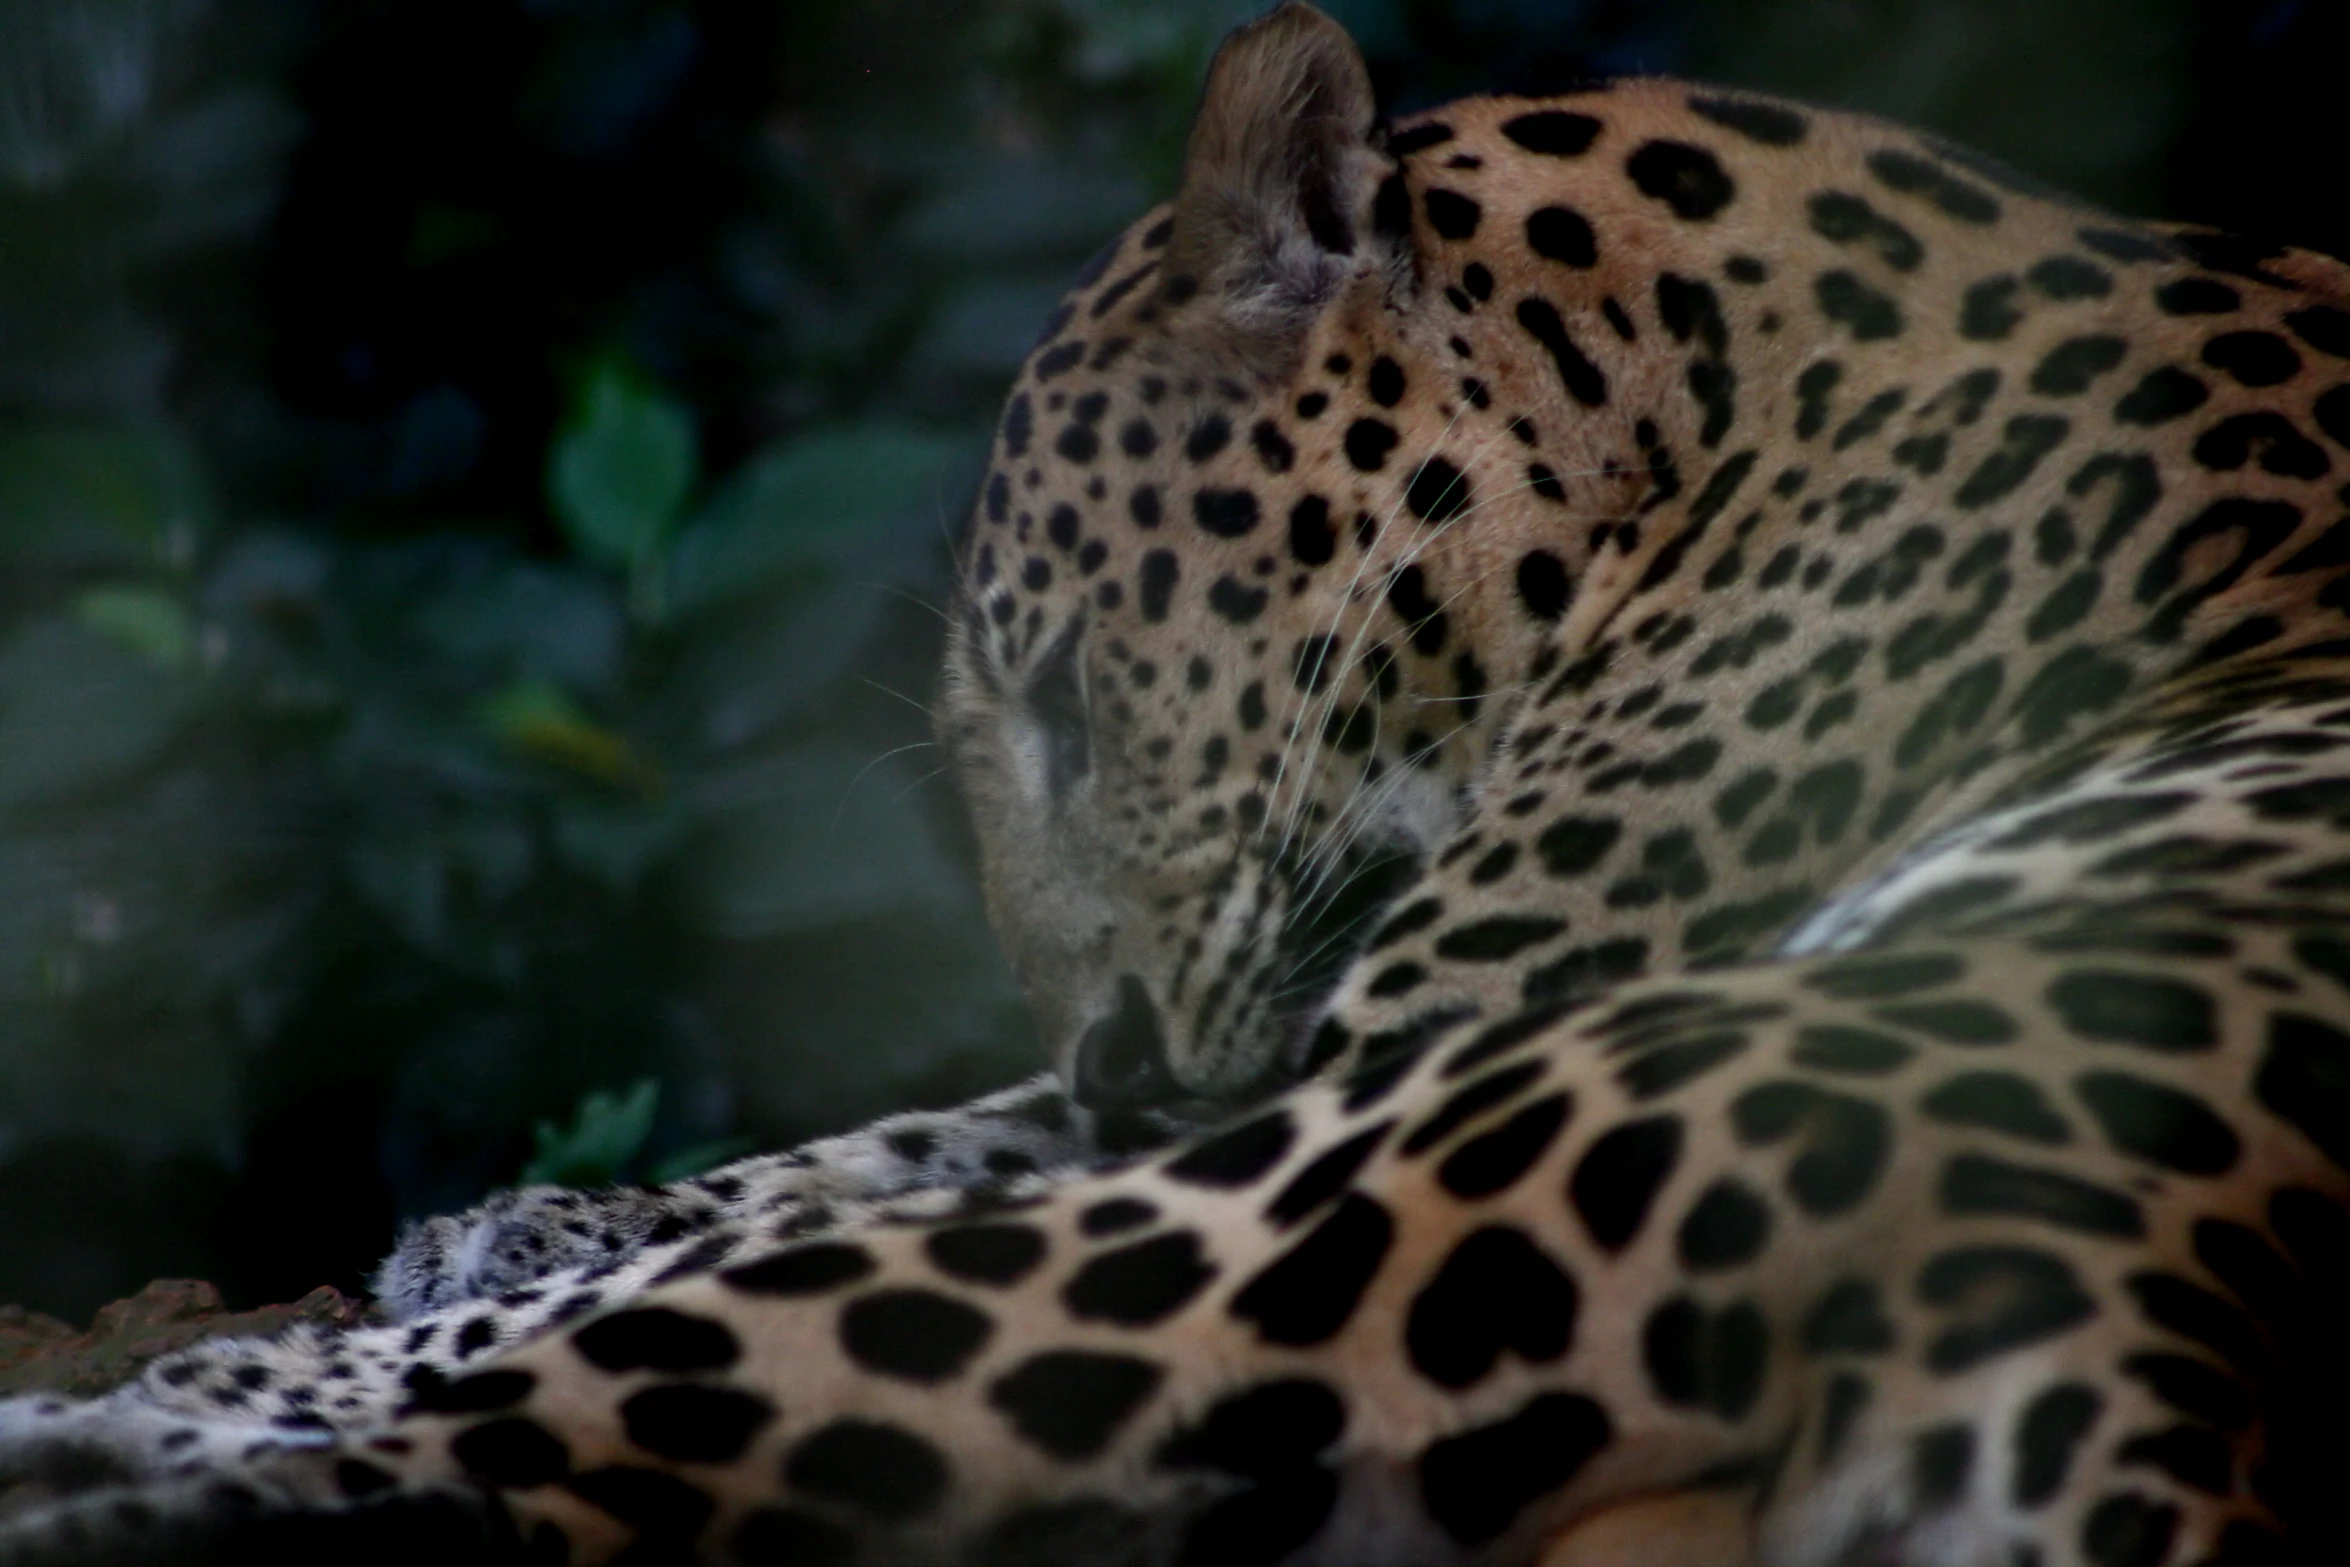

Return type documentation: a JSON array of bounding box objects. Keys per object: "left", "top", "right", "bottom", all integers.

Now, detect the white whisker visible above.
[
  {"left": 887, "top": 766, "right": 950, "bottom": 809},
  {"left": 1268, "top": 394, "right": 1492, "bottom": 862},
  {"left": 861, "top": 679, "right": 940, "bottom": 723},
  {"left": 831, "top": 741, "right": 942, "bottom": 832},
  {"left": 859, "top": 579, "right": 952, "bottom": 627}
]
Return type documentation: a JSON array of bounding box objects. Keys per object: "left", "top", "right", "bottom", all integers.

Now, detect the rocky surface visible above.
[{"left": 0, "top": 1280, "right": 363, "bottom": 1399}]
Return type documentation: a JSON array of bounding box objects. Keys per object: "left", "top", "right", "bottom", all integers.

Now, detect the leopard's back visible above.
[{"left": 5, "top": 5, "right": 2350, "bottom": 1565}]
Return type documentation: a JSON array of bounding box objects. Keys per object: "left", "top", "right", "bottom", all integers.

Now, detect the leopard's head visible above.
[{"left": 942, "top": 3, "right": 1649, "bottom": 1111}]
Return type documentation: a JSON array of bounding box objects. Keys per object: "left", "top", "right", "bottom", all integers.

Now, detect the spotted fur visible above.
[{"left": 6, "top": 5, "right": 2350, "bottom": 1564}]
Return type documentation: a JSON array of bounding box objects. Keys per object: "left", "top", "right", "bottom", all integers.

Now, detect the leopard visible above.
[{"left": 6, "top": 3, "right": 2350, "bottom": 1563}]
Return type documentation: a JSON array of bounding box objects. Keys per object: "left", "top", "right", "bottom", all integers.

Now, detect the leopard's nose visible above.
[{"left": 1073, "top": 975, "right": 1176, "bottom": 1108}]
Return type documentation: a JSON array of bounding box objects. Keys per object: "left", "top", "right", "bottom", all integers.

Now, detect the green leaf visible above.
[
  {"left": 343, "top": 805, "right": 534, "bottom": 975},
  {"left": 412, "top": 560, "right": 625, "bottom": 693},
  {"left": 73, "top": 585, "right": 193, "bottom": 668},
  {"left": 551, "top": 795, "right": 691, "bottom": 890},
  {"left": 1309, "top": 0, "right": 1408, "bottom": 57},
  {"left": 682, "top": 740, "right": 961, "bottom": 937},
  {"left": 445, "top": 809, "right": 537, "bottom": 906},
  {"left": 522, "top": 1079, "right": 660, "bottom": 1187},
  {"left": 664, "top": 423, "right": 972, "bottom": 619},
  {"left": 547, "top": 361, "right": 698, "bottom": 574},
  {"left": 646, "top": 1136, "right": 756, "bottom": 1185},
  {"left": 0, "top": 618, "right": 198, "bottom": 815},
  {"left": 0, "top": 424, "right": 213, "bottom": 570},
  {"left": 917, "top": 278, "right": 1078, "bottom": 380},
  {"left": 0, "top": 994, "right": 243, "bottom": 1163},
  {"left": 346, "top": 832, "right": 450, "bottom": 960},
  {"left": 478, "top": 678, "right": 660, "bottom": 791},
  {"left": 1048, "top": 0, "right": 1263, "bottom": 79},
  {"left": 654, "top": 576, "right": 883, "bottom": 752},
  {"left": 902, "top": 160, "right": 1151, "bottom": 261}
]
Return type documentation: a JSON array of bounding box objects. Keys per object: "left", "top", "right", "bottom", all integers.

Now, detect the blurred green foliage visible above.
[
  {"left": 523, "top": 1079, "right": 663, "bottom": 1189},
  {"left": 522, "top": 1078, "right": 751, "bottom": 1187},
  {"left": 549, "top": 359, "right": 699, "bottom": 588},
  {"left": 0, "top": 0, "right": 2340, "bottom": 1319},
  {"left": 0, "top": 0, "right": 1242, "bottom": 1312}
]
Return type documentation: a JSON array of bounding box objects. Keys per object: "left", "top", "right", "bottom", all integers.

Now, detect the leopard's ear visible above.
[{"left": 1166, "top": 3, "right": 1387, "bottom": 371}]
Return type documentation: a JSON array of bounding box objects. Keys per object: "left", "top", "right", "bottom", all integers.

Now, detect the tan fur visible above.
[
  {"left": 1168, "top": 4, "right": 1384, "bottom": 374},
  {"left": 7, "top": 9, "right": 2350, "bottom": 1565},
  {"left": 1537, "top": 1490, "right": 1751, "bottom": 1567}
]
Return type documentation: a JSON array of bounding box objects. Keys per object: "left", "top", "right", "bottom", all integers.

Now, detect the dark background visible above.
[{"left": 0, "top": 0, "right": 2340, "bottom": 1321}]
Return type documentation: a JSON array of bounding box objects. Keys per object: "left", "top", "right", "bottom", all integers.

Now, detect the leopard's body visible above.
[{"left": 6, "top": 5, "right": 2350, "bottom": 1564}]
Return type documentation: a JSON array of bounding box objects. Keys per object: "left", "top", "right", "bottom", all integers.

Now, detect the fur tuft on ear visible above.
[{"left": 1166, "top": 3, "right": 1385, "bottom": 370}]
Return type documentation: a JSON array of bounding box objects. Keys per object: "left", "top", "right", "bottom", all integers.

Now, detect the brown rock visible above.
[{"left": 0, "top": 1279, "right": 364, "bottom": 1398}]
